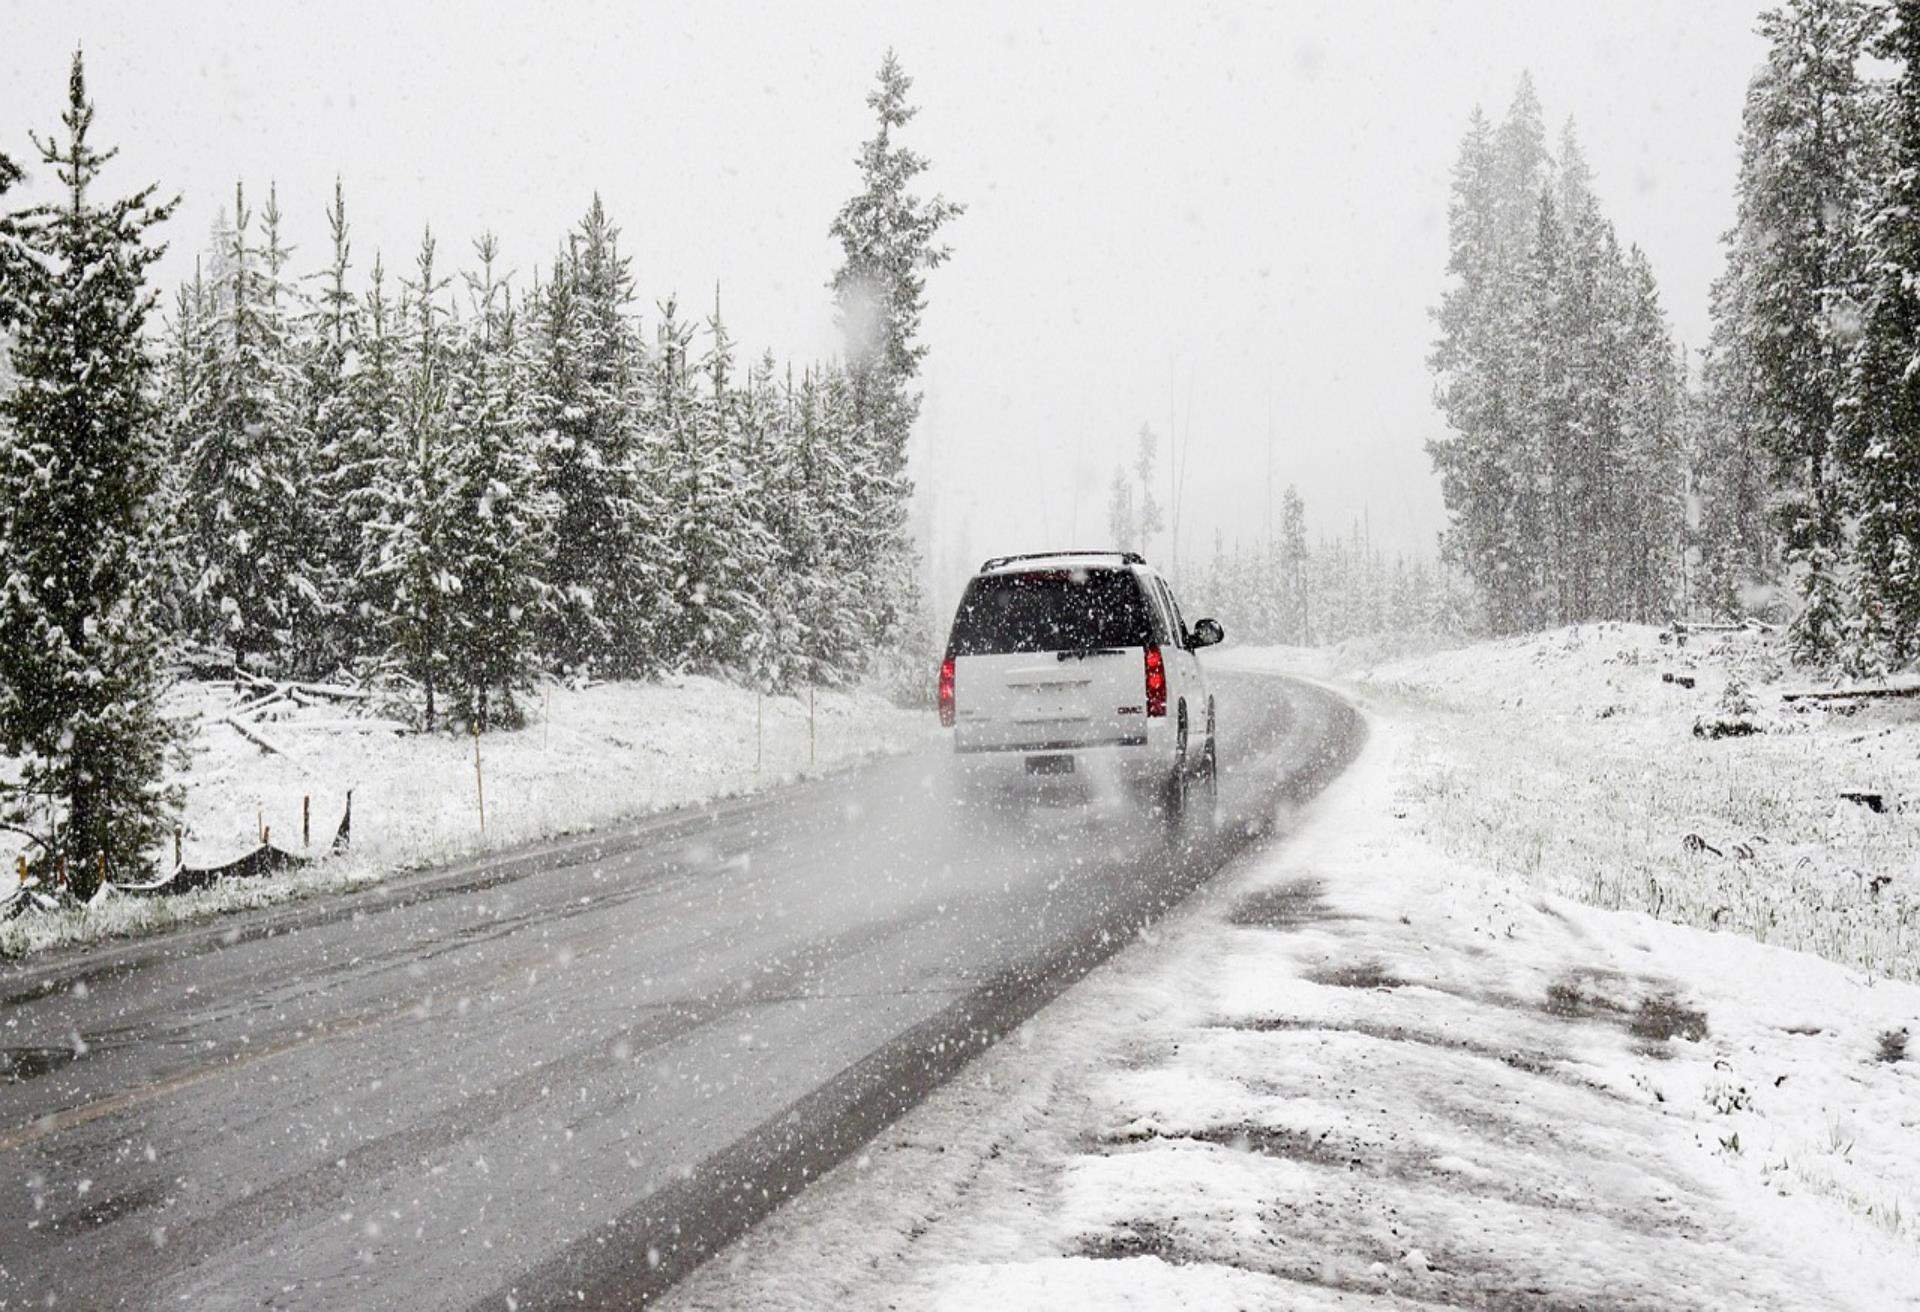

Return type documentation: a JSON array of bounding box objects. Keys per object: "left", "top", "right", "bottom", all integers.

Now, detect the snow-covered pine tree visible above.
[
  {"left": 179, "top": 181, "right": 322, "bottom": 674},
  {"left": 1617, "top": 248, "right": 1686, "bottom": 623},
  {"left": 304, "top": 178, "right": 363, "bottom": 672},
  {"left": 341, "top": 253, "right": 403, "bottom": 663},
  {"left": 828, "top": 51, "right": 962, "bottom": 652},
  {"left": 535, "top": 198, "right": 654, "bottom": 676},
  {"left": 154, "top": 263, "right": 211, "bottom": 640},
  {"left": 736, "top": 351, "right": 792, "bottom": 690},
  {"left": 1738, "top": 0, "right": 1883, "bottom": 661},
  {"left": 440, "top": 235, "right": 551, "bottom": 728},
  {"left": 367, "top": 230, "right": 455, "bottom": 725},
  {"left": 651, "top": 293, "right": 701, "bottom": 665},
  {"left": 681, "top": 292, "right": 771, "bottom": 673},
  {"left": 1840, "top": 0, "right": 1920, "bottom": 665},
  {"left": 1551, "top": 137, "right": 1632, "bottom": 622},
  {"left": 814, "top": 362, "right": 882, "bottom": 676},
  {"left": 258, "top": 183, "right": 329, "bottom": 674},
  {"left": 1428, "top": 91, "right": 1546, "bottom": 634},
  {"left": 1694, "top": 199, "right": 1778, "bottom": 618},
  {"left": 0, "top": 52, "right": 180, "bottom": 891},
  {"left": 1517, "top": 188, "right": 1571, "bottom": 624}
]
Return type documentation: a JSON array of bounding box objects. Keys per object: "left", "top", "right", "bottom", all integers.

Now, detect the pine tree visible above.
[
  {"left": 0, "top": 52, "right": 180, "bottom": 892},
  {"left": 305, "top": 179, "right": 364, "bottom": 671},
  {"left": 342, "top": 254, "right": 403, "bottom": 662},
  {"left": 684, "top": 292, "right": 771, "bottom": 672},
  {"left": 179, "top": 181, "right": 322, "bottom": 673},
  {"left": 441, "top": 235, "right": 551, "bottom": 727},
  {"left": 1428, "top": 86, "right": 1550, "bottom": 633},
  {"left": 1841, "top": 0, "right": 1920, "bottom": 664},
  {"left": 1738, "top": 0, "right": 1883, "bottom": 660},
  {"left": 534, "top": 198, "right": 654, "bottom": 676},
  {"left": 1695, "top": 205, "right": 1778, "bottom": 617},
  {"left": 1618, "top": 249, "right": 1686, "bottom": 622},
  {"left": 828, "top": 51, "right": 962, "bottom": 651},
  {"left": 368, "top": 230, "right": 455, "bottom": 725},
  {"left": 154, "top": 263, "right": 211, "bottom": 639}
]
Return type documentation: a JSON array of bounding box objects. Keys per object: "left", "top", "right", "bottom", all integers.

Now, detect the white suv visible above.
[{"left": 938, "top": 551, "right": 1224, "bottom": 827}]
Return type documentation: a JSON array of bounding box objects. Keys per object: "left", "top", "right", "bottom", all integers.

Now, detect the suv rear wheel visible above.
[{"left": 1161, "top": 707, "right": 1190, "bottom": 837}]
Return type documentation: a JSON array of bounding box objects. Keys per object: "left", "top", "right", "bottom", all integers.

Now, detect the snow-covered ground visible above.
[
  {"left": 1, "top": 676, "right": 932, "bottom": 957},
  {"left": 1306, "top": 624, "right": 1920, "bottom": 983},
  {"left": 664, "top": 642, "right": 1920, "bottom": 1310}
]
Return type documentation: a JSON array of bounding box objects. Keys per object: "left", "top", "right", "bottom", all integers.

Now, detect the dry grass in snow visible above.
[{"left": 1233, "top": 624, "right": 1920, "bottom": 983}]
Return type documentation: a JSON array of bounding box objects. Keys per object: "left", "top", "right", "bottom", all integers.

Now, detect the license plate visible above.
[{"left": 1026, "top": 755, "right": 1074, "bottom": 776}]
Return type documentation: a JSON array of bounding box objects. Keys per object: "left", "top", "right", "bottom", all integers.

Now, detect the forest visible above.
[
  {"left": 1430, "top": 0, "right": 1920, "bottom": 675},
  {"left": 0, "top": 50, "right": 958, "bottom": 881}
]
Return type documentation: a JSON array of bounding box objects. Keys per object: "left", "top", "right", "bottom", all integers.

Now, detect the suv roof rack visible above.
[{"left": 978, "top": 550, "right": 1147, "bottom": 572}]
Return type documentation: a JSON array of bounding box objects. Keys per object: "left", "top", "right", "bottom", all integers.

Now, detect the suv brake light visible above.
[
  {"left": 1144, "top": 645, "right": 1167, "bottom": 717},
  {"left": 938, "top": 656, "right": 956, "bottom": 727}
]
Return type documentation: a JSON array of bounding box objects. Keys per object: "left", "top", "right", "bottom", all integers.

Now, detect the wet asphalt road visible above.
[{"left": 0, "top": 670, "right": 1359, "bottom": 1310}]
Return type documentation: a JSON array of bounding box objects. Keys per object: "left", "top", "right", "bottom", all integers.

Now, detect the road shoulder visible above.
[{"left": 664, "top": 711, "right": 1920, "bottom": 1311}]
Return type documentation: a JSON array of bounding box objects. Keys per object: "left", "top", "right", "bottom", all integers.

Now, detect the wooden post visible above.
[
  {"left": 302, "top": 795, "right": 311, "bottom": 850},
  {"left": 15, "top": 855, "right": 25, "bottom": 887},
  {"left": 174, "top": 825, "right": 183, "bottom": 869},
  {"left": 473, "top": 724, "right": 486, "bottom": 835},
  {"left": 98, "top": 852, "right": 106, "bottom": 892},
  {"left": 57, "top": 854, "right": 67, "bottom": 890},
  {"left": 257, "top": 808, "right": 264, "bottom": 844}
]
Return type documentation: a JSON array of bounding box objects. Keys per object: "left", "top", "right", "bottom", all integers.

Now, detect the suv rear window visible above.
[{"left": 947, "top": 569, "right": 1154, "bottom": 656}]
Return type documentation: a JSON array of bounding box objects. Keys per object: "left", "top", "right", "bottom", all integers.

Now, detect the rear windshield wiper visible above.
[{"left": 1057, "top": 647, "right": 1126, "bottom": 661}]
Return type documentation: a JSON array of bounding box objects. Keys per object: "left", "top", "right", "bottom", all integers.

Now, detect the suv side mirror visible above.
[{"left": 1190, "top": 618, "right": 1225, "bottom": 649}]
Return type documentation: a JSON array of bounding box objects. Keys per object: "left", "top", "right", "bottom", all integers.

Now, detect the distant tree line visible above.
[
  {"left": 0, "top": 50, "right": 958, "bottom": 889},
  {"left": 1189, "top": 488, "right": 1470, "bottom": 650}
]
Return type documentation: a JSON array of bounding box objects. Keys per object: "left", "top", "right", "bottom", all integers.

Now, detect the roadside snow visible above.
[
  {"left": 664, "top": 702, "right": 1919, "bottom": 1311},
  {"left": 1228, "top": 625, "right": 1920, "bottom": 983},
  {"left": 2, "top": 676, "right": 931, "bottom": 957}
]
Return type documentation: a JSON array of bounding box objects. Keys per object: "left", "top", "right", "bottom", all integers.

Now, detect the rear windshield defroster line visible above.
[{"left": 946, "top": 568, "right": 1154, "bottom": 657}]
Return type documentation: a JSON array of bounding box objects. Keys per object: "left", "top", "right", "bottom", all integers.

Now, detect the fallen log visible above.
[
  {"left": 279, "top": 717, "right": 410, "bottom": 734},
  {"left": 285, "top": 681, "right": 372, "bottom": 703},
  {"left": 221, "top": 714, "right": 296, "bottom": 757},
  {"left": 1780, "top": 683, "right": 1920, "bottom": 704}
]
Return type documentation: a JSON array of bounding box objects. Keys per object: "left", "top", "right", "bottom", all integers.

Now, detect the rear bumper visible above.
[
  {"left": 948, "top": 727, "right": 1173, "bottom": 792},
  {"left": 954, "top": 732, "right": 1147, "bottom": 754}
]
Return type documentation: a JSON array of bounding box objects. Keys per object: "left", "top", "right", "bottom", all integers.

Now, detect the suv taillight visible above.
[
  {"left": 938, "top": 657, "right": 956, "bottom": 727},
  {"left": 1144, "top": 645, "right": 1167, "bottom": 717}
]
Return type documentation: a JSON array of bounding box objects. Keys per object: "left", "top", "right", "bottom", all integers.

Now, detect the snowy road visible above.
[{"left": 0, "top": 671, "right": 1359, "bottom": 1310}]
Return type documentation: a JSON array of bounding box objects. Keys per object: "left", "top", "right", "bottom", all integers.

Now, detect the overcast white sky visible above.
[{"left": 4, "top": 0, "right": 1771, "bottom": 604}]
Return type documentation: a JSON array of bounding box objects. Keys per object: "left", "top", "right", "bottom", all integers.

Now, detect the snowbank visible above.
[
  {"left": 664, "top": 714, "right": 1920, "bottom": 1311},
  {"left": 2, "top": 676, "right": 932, "bottom": 957}
]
